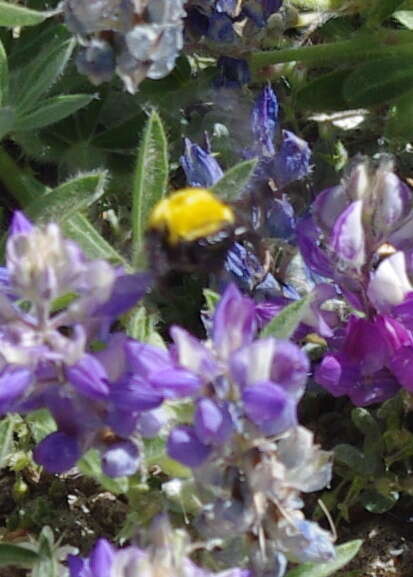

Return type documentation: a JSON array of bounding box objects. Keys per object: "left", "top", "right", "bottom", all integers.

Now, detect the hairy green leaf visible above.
[
  {"left": 62, "top": 213, "right": 129, "bottom": 267},
  {"left": 26, "top": 171, "right": 107, "bottom": 223},
  {"left": 0, "top": 1, "right": 49, "bottom": 27},
  {"left": 12, "top": 38, "right": 75, "bottom": 112},
  {"left": 0, "top": 39, "right": 8, "bottom": 106},
  {"left": 260, "top": 294, "right": 313, "bottom": 340},
  {"left": 14, "top": 94, "right": 94, "bottom": 132},
  {"left": 285, "top": 540, "right": 363, "bottom": 577},
  {"left": 212, "top": 158, "right": 257, "bottom": 201},
  {"left": 132, "top": 110, "right": 168, "bottom": 268}
]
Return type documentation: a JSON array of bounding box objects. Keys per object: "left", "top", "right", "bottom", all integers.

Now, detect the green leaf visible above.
[
  {"left": 78, "top": 449, "right": 129, "bottom": 494},
  {"left": 25, "top": 171, "right": 107, "bottom": 223},
  {"left": 14, "top": 94, "right": 94, "bottom": 132},
  {"left": 126, "top": 306, "right": 165, "bottom": 348},
  {"left": 351, "top": 408, "right": 381, "bottom": 439},
  {"left": 351, "top": 408, "right": 383, "bottom": 471},
  {"left": 260, "top": 294, "right": 313, "bottom": 340},
  {"left": 31, "top": 526, "right": 60, "bottom": 577},
  {"left": 334, "top": 444, "right": 373, "bottom": 476},
  {"left": 343, "top": 57, "right": 413, "bottom": 107},
  {"left": 295, "top": 69, "right": 350, "bottom": 111},
  {"left": 203, "top": 288, "right": 220, "bottom": 312},
  {"left": 285, "top": 540, "right": 363, "bottom": 577},
  {"left": 394, "top": 10, "right": 413, "bottom": 27},
  {"left": 0, "top": 1, "right": 49, "bottom": 27},
  {"left": 25, "top": 410, "right": 56, "bottom": 444},
  {"left": 368, "top": 0, "right": 405, "bottom": 26},
  {"left": 0, "top": 416, "right": 16, "bottom": 468},
  {"left": 12, "top": 38, "right": 75, "bottom": 112},
  {"left": 132, "top": 110, "right": 169, "bottom": 268},
  {"left": 0, "top": 543, "right": 39, "bottom": 568},
  {"left": 0, "top": 106, "right": 15, "bottom": 139},
  {"left": 211, "top": 158, "right": 257, "bottom": 201},
  {"left": 145, "top": 437, "right": 191, "bottom": 478},
  {"left": 360, "top": 489, "right": 399, "bottom": 513},
  {"left": 62, "top": 213, "right": 129, "bottom": 268},
  {"left": 0, "top": 39, "right": 8, "bottom": 106},
  {"left": 386, "top": 88, "right": 413, "bottom": 139}
]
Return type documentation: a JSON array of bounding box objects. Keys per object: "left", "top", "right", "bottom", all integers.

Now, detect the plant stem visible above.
[
  {"left": 249, "top": 30, "right": 413, "bottom": 71},
  {"left": 0, "top": 145, "right": 43, "bottom": 205}
]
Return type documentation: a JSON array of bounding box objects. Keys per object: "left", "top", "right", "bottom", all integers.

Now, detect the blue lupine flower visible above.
[
  {"left": 181, "top": 138, "right": 224, "bottom": 187},
  {"left": 250, "top": 85, "right": 312, "bottom": 188},
  {"left": 208, "top": 11, "right": 236, "bottom": 43},
  {"left": 251, "top": 83, "right": 278, "bottom": 157},
  {"left": 273, "top": 130, "right": 312, "bottom": 188}
]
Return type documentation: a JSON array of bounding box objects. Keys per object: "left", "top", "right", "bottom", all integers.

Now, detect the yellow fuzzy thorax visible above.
[{"left": 148, "top": 188, "right": 235, "bottom": 245}]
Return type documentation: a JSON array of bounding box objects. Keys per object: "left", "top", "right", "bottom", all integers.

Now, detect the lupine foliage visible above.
[{"left": 1, "top": 0, "right": 413, "bottom": 576}]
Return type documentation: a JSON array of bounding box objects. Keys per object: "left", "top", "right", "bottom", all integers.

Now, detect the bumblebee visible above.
[{"left": 146, "top": 187, "right": 249, "bottom": 277}]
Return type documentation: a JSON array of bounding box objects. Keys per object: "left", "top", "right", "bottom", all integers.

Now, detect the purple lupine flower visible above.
[
  {"left": 264, "top": 195, "right": 296, "bottom": 241},
  {"left": 208, "top": 11, "right": 236, "bottom": 42},
  {"left": 0, "top": 214, "right": 164, "bottom": 476},
  {"left": 101, "top": 440, "right": 140, "bottom": 477},
  {"left": 129, "top": 284, "right": 334, "bottom": 569},
  {"left": 181, "top": 138, "right": 224, "bottom": 188},
  {"left": 160, "top": 284, "right": 309, "bottom": 468},
  {"left": 68, "top": 516, "right": 250, "bottom": 577},
  {"left": 222, "top": 241, "right": 283, "bottom": 298},
  {"left": 249, "top": 86, "right": 312, "bottom": 189},
  {"left": 251, "top": 83, "right": 278, "bottom": 157},
  {"left": 34, "top": 432, "right": 81, "bottom": 474},
  {"left": 299, "top": 157, "right": 413, "bottom": 404},
  {"left": 272, "top": 130, "right": 312, "bottom": 188}
]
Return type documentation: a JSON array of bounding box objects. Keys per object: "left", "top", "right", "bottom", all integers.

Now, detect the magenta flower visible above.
[{"left": 299, "top": 158, "right": 413, "bottom": 404}]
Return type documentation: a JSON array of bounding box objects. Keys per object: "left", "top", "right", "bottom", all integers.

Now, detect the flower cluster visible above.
[
  {"left": 299, "top": 157, "right": 413, "bottom": 405},
  {"left": 62, "top": 0, "right": 186, "bottom": 92},
  {"left": 185, "top": 0, "right": 282, "bottom": 45},
  {"left": 0, "top": 212, "right": 170, "bottom": 476},
  {"left": 185, "top": 1, "right": 287, "bottom": 87},
  {"left": 131, "top": 283, "right": 334, "bottom": 569},
  {"left": 68, "top": 515, "right": 249, "bottom": 577}
]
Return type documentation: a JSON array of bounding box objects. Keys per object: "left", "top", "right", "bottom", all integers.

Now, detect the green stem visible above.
[
  {"left": 249, "top": 30, "right": 413, "bottom": 71},
  {"left": 0, "top": 145, "right": 42, "bottom": 205}
]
